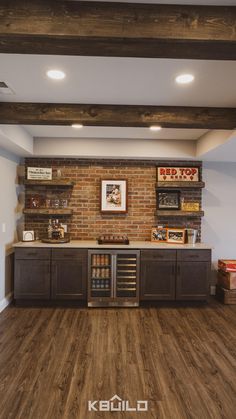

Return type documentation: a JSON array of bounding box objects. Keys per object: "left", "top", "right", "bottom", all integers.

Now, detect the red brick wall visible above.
[{"left": 24, "top": 158, "right": 202, "bottom": 241}]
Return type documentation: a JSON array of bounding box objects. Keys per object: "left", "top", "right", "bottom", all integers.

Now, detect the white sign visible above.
[
  {"left": 27, "top": 167, "right": 52, "bottom": 180},
  {"left": 88, "top": 394, "right": 148, "bottom": 412},
  {"left": 157, "top": 167, "right": 199, "bottom": 182}
]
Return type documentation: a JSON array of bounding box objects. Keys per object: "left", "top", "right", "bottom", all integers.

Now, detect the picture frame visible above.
[
  {"left": 157, "top": 189, "right": 180, "bottom": 210},
  {"left": 151, "top": 227, "right": 168, "bottom": 243},
  {"left": 29, "top": 194, "right": 42, "bottom": 208},
  {"left": 101, "top": 179, "right": 128, "bottom": 213},
  {"left": 167, "top": 228, "right": 185, "bottom": 244}
]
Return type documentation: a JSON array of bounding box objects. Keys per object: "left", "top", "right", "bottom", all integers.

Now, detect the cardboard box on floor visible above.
[
  {"left": 217, "top": 270, "right": 236, "bottom": 290},
  {"left": 218, "top": 259, "right": 236, "bottom": 272}
]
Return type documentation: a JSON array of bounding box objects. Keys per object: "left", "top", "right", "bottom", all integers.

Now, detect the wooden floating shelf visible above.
[
  {"left": 156, "top": 181, "right": 205, "bottom": 189},
  {"left": 23, "top": 209, "right": 73, "bottom": 216},
  {"left": 156, "top": 210, "right": 204, "bottom": 217},
  {"left": 24, "top": 180, "right": 74, "bottom": 186}
]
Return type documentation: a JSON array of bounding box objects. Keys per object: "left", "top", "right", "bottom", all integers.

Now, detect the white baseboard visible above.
[{"left": 0, "top": 292, "right": 13, "bottom": 313}]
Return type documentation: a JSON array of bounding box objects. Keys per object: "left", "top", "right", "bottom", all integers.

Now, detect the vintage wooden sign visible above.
[
  {"left": 157, "top": 167, "right": 199, "bottom": 182},
  {"left": 27, "top": 167, "right": 52, "bottom": 180}
]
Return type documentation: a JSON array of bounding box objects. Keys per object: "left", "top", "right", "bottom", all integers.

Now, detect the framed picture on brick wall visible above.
[
  {"left": 157, "top": 190, "right": 180, "bottom": 210},
  {"left": 101, "top": 179, "right": 128, "bottom": 213}
]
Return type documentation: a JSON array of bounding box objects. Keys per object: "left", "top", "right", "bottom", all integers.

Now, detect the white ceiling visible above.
[
  {"left": 0, "top": 54, "right": 235, "bottom": 141},
  {"left": 0, "top": 0, "right": 236, "bottom": 154},
  {"left": 1, "top": 55, "right": 236, "bottom": 108}
]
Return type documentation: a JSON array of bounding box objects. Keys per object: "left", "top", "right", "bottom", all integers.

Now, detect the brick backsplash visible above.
[{"left": 24, "top": 158, "right": 203, "bottom": 241}]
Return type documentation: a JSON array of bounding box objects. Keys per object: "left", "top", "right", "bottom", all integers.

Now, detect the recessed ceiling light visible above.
[
  {"left": 175, "top": 74, "right": 194, "bottom": 84},
  {"left": 71, "top": 124, "right": 83, "bottom": 129},
  {"left": 46, "top": 69, "right": 66, "bottom": 80},
  {"left": 150, "top": 125, "right": 162, "bottom": 131}
]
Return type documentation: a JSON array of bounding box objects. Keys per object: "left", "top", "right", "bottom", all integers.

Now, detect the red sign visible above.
[{"left": 157, "top": 167, "right": 199, "bottom": 182}]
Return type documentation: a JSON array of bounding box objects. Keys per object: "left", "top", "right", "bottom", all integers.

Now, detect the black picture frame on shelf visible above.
[{"left": 157, "top": 189, "right": 180, "bottom": 210}]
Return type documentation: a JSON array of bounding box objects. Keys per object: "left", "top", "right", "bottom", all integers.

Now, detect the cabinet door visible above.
[
  {"left": 176, "top": 261, "right": 210, "bottom": 300},
  {"left": 51, "top": 258, "right": 87, "bottom": 300},
  {"left": 140, "top": 260, "right": 176, "bottom": 300},
  {"left": 14, "top": 260, "right": 51, "bottom": 299}
]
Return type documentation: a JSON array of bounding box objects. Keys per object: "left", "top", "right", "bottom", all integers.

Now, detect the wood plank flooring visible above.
[{"left": 0, "top": 300, "right": 236, "bottom": 419}]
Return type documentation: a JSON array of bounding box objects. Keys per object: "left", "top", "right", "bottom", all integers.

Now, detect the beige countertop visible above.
[{"left": 13, "top": 240, "right": 212, "bottom": 250}]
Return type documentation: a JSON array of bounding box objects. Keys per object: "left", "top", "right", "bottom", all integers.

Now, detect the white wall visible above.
[
  {"left": 0, "top": 125, "right": 33, "bottom": 156},
  {"left": 202, "top": 161, "right": 236, "bottom": 280},
  {"left": 0, "top": 148, "right": 23, "bottom": 311},
  {"left": 197, "top": 130, "right": 233, "bottom": 157},
  {"left": 34, "top": 137, "right": 195, "bottom": 159}
]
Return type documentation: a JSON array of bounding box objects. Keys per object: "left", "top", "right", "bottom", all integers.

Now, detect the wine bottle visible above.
[{"left": 48, "top": 219, "right": 52, "bottom": 239}]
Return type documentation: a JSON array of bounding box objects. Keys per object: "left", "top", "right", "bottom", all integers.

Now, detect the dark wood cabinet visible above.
[
  {"left": 176, "top": 261, "right": 209, "bottom": 300},
  {"left": 140, "top": 250, "right": 176, "bottom": 300},
  {"left": 14, "top": 249, "right": 51, "bottom": 299},
  {"left": 51, "top": 249, "right": 87, "bottom": 300},
  {"left": 176, "top": 249, "right": 211, "bottom": 262},
  {"left": 14, "top": 248, "right": 87, "bottom": 301},
  {"left": 141, "top": 260, "right": 176, "bottom": 300},
  {"left": 140, "top": 249, "right": 211, "bottom": 301},
  {"left": 176, "top": 250, "right": 211, "bottom": 300},
  {"left": 14, "top": 246, "right": 211, "bottom": 304}
]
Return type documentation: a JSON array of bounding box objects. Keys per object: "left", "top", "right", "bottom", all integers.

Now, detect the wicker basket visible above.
[{"left": 216, "top": 284, "right": 236, "bottom": 304}]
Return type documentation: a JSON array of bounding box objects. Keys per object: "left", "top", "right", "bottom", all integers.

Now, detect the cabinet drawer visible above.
[
  {"left": 141, "top": 250, "right": 176, "bottom": 261},
  {"left": 15, "top": 248, "right": 51, "bottom": 260},
  {"left": 52, "top": 248, "right": 87, "bottom": 260},
  {"left": 177, "top": 250, "right": 211, "bottom": 262}
]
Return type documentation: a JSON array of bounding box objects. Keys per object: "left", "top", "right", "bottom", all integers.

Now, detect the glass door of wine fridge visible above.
[
  {"left": 88, "top": 250, "right": 140, "bottom": 307},
  {"left": 88, "top": 251, "right": 112, "bottom": 302},
  {"left": 115, "top": 252, "right": 139, "bottom": 301}
]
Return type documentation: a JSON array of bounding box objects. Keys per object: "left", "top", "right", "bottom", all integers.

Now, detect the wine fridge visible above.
[{"left": 88, "top": 250, "right": 140, "bottom": 307}]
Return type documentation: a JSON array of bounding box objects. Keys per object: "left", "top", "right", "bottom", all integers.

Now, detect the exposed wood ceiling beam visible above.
[
  {"left": 0, "top": 1, "right": 235, "bottom": 60},
  {"left": 0, "top": 103, "right": 236, "bottom": 129}
]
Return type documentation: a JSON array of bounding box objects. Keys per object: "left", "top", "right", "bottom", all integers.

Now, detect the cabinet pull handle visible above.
[
  {"left": 27, "top": 252, "right": 37, "bottom": 256},
  {"left": 177, "top": 265, "right": 180, "bottom": 275}
]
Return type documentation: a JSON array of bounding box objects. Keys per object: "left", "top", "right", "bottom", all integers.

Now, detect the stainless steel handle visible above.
[
  {"left": 112, "top": 254, "right": 117, "bottom": 298},
  {"left": 110, "top": 256, "right": 113, "bottom": 298}
]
